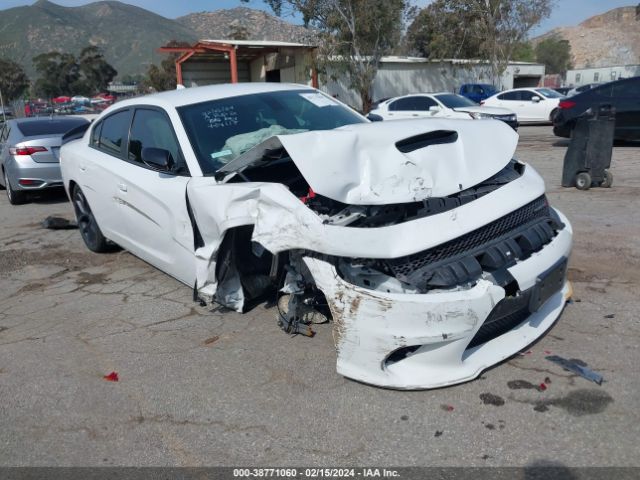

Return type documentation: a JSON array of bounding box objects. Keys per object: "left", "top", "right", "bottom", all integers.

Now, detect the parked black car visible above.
[
  {"left": 553, "top": 77, "right": 640, "bottom": 141},
  {"left": 552, "top": 87, "right": 571, "bottom": 96}
]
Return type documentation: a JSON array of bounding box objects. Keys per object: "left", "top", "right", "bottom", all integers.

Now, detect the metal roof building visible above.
[{"left": 159, "top": 40, "right": 318, "bottom": 88}]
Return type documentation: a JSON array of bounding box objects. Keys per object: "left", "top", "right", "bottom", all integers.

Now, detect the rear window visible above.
[{"left": 17, "top": 118, "right": 88, "bottom": 137}]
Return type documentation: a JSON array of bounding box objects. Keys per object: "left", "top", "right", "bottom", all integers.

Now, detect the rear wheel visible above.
[
  {"left": 72, "top": 184, "right": 110, "bottom": 252},
  {"left": 575, "top": 172, "right": 592, "bottom": 191},
  {"left": 4, "top": 168, "right": 28, "bottom": 205},
  {"left": 601, "top": 170, "right": 613, "bottom": 188},
  {"left": 549, "top": 108, "right": 558, "bottom": 122}
]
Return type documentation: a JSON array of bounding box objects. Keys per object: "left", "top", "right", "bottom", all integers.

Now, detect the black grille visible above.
[
  {"left": 467, "top": 293, "right": 531, "bottom": 349},
  {"left": 387, "top": 196, "right": 551, "bottom": 282}
]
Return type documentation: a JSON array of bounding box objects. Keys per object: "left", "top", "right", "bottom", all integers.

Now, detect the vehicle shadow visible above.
[{"left": 28, "top": 187, "right": 70, "bottom": 205}]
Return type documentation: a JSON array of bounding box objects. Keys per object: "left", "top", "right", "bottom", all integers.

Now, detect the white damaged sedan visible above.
[{"left": 60, "top": 83, "right": 572, "bottom": 389}]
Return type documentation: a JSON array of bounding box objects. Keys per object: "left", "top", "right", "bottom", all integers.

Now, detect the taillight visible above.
[
  {"left": 9, "top": 146, "right": 48, "bottom": 156},
  {"left": 559, "top": 100, "right": 576, "bottom": 110}
]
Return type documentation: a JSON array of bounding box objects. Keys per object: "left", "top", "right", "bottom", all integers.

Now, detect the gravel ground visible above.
[{"left": 0, "top": 126, "right": 638, "bottom": 467}]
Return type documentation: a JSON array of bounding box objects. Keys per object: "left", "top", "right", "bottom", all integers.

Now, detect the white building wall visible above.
[
  {"left": 566, "top": 65, "right": 640, "bottom": 87},
  {"left": 320, "top": 60, "right": 545, "bottom": 111}
]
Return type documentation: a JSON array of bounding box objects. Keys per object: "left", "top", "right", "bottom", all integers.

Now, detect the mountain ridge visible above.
[{"left": 533, "top": 6, "right": 640, "bottom": 69}]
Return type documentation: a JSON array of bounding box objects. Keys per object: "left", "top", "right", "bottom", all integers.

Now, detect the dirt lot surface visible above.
[{"left": 0, "top": 126, "right": 639, "bottom": 467}]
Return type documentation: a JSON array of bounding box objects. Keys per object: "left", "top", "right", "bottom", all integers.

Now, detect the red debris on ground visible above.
[
  {"left": 440, "top": 404, "right": 455, "bottom": 412},
  {"left": 103, "top": 371, "right": 119, "bottom": 382},
  {"left": 538, "top": 382, "right": 547, "bottom": 391}
]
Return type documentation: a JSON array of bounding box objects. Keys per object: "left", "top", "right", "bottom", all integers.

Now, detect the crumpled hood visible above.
[{"left": 220, "top": 118, "right": 519, "bottom": 205}]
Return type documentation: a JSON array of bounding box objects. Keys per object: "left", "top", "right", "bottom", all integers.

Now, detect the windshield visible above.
[
  {"left": 434, "top": 94, "right": 478, "bottom": 108},
  {"left": 535, "top": 88, "right": 564, "bottom": 99},
  {"left": 178, "top": 89, "right": 366, "bottom": 174}
]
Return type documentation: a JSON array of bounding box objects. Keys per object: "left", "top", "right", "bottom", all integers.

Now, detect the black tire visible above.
[
  {"left": 549, "top": 108, "right": 558, "bottom": 122},
  {"left": 575, "top": 172, "right": 591, "bottom": 191},
  {"left": 601, "top": 170, "right": 613, "bottom": 188},
  {"left": 4, "top": 168, "right": 28, "bottom": 205},
  {"left": 71, "top": 184, "right": 110, "bottom": 252}
]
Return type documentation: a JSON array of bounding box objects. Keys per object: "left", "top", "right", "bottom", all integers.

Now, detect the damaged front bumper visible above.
[{"left": 301, "top": 209, "right": 572, "bottom": 390}]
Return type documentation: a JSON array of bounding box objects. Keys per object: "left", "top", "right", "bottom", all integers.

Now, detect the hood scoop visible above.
[
  {"left": 396, "top": 130, "right": 458, "bottom": 153},
  {"left": 219, "top": 118, "right": 518, "bottom": 205}
]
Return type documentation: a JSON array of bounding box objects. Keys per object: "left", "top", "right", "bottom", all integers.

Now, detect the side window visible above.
[
  {"left": 98, "top": 110, "right": 130, "bottom": 156},
  {"left": 461, "top": 85, "right": 468, "bottom": 93},
  {"left": 473, "top": 85, "right": 484, "bottom": 94},
  {"left": 593, "top": 72, "right": 600, "bottom": 82},
  {"left": 612, "top": 79, "right": 640, "bottom": 97},
  {"left": 498, "top": 91, "right": 519, "bottom": 101},
  {"left": 520, "top": 91, "right": 535, "bottom": 101},
  {"left": 576, "top": 73, "right": 581, "bottom": 82},
  {"left": 389, "top": 97, "right": 416, "bottom": 111},
  {"left": 90, "top": 121, "right": 102, "bottom": 147},
  {"left": 128, "top": 108, "right": 182, "bottom": 168},
  {"left": 412, "top": 97, "right": 438, "bottom": 111}
]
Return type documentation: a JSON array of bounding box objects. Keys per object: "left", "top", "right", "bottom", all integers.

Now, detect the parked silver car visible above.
[{"left": 0, "top": 116, "right": 89, "bottom": 204}]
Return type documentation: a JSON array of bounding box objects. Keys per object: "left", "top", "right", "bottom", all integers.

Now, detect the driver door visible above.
[
  {"left": 116, "top": 107, "right": 196, "bottom": 285},
  {"left": 519, "top": 90, "right": 547, "bottom": 121}
]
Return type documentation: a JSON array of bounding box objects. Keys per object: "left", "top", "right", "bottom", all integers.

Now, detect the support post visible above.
[{"left": 230, "top": 47, "right": 238, "bottom": 83}]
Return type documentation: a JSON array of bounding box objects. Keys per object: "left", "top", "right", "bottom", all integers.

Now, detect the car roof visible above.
[{"left": 111, "top": 83, "right": 317, "bottom": 111}]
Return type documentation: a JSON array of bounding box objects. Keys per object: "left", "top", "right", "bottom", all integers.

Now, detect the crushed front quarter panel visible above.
[{"left": 185, "top": 118, "right": 572, "bottom": 389}]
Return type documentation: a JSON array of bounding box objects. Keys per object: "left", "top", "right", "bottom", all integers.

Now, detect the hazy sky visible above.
[{"left": 1, "top": 0, "right": 636, "bottom": 36}]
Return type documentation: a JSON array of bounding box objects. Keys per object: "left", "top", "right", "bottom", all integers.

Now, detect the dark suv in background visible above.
[
  {"left": 553, "top": 77, "right": 640, "bottom": 141},
  {"left": 459, "top": 83, "right": 498, "bottom": 104}
]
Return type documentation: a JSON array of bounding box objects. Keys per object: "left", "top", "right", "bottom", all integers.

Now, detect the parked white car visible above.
[
  {"left": 369, "top": 93, "right": 518, "bottom": 129},
  {"left": 60, "top": 83, "right": 572, "bottom": 389},
  {"left": 482, "top": 88, "right": 565, "bottom": 123}
]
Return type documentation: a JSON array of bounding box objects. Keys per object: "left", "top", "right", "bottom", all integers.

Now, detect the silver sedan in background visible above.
[{"left": 0, "top": 116, "right": 89, "bottom": 205}]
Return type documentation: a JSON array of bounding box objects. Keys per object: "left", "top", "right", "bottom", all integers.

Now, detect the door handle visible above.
[
  {"left": 79, "top": 164, "right": 86, "bottom": 172},
  {"left": 118, "top": 183, "right": 128, "bottom": 192}
]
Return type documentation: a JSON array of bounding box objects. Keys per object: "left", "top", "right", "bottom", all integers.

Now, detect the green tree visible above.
[
  {"left": 0, "top": 58, "right": 30, "bottom": 101},
  {"left": 535, "top": 34, "right": 572, "bottom": 75},
  {"left": 33, "top": 52, "right": 79, "bottom": 97},
  {"left": 32, "top": 47, "right": 117, "bottom": 97},
  {"left": 407, "top": 0, "right": 554, "bottom": 86},
  {"left": 512, "top": 41, "right": 535, "bottom": 62},
  {"left": 407, "top": 0, "right": 483, "bottom": 59},
  {"left": 74, "top": 46, "right": 118, "bottom": 95},
  {"left": 244, "top": 0, "right": 412, "bottom": 113}
]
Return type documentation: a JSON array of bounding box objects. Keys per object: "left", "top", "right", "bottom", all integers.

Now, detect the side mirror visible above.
[
  {"left": 141, "top": 147, "right": 175, "bottom": 172},
  {"left": 367, "top": 113, "right": 384, "bottom": 122},
  {"left": 429, "top": 105, "right": 441, "bottom": 112},
  {"left": 531, "top": 96, "right": 541, "bottom": 103}
]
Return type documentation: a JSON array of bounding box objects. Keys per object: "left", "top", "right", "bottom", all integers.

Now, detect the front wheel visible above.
[{"left": 72, "top": 184, "right": 110, "bottom": 252}]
